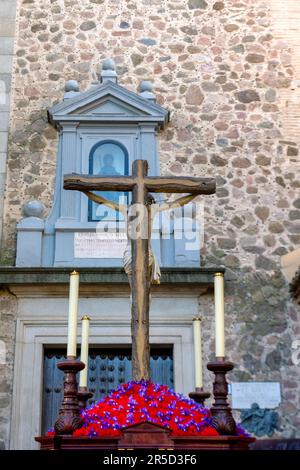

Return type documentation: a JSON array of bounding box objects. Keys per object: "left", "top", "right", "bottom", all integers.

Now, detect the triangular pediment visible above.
[
  {"left": 48, "top": 81, "right": 169, "bottom": 128},
  {"left": 71, "top": 95, "right": 146, "bottom": 118}
]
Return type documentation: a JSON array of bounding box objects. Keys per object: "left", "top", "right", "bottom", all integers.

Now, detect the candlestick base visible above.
[
  {"left": 54, "top": 358, "right": 85, "bottom": 435},
  {"left": 207, "top": 360, "right": 237, "bottom": 436},
  {"left": 189, "top": 387, "right": 211, "bottom": 406},
  {"left": 77, "top": 386, "right": 93, "bottom": 410}
]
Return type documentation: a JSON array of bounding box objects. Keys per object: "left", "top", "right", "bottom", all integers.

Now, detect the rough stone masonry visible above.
[{"left": 0, "top": 0, "right": 300, "bottom": 446}]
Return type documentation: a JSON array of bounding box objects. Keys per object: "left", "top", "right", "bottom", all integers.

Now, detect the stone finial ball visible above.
[
  {"left": 102, "top": 58, "right": 116, "bottom": 71},
  {"left": 139, "top": 80, "right": 154, "bottom": 93},
  {"left": 65, "top": 80, "right": 80, "bottom": 92},
  {"left": 23, "top": 200, "right": 45, "bottom": 218}
]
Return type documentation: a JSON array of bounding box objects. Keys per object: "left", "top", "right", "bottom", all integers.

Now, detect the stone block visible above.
[
  {"left": 0, "top": 37, "right": 14, "bottom": 55},
  {"left": 0, "top": 173, "right": 5, "bottom": 196},
  {"left": 16, "top": 217, "right": 45, "bottom": 267},
  {"left": 0, "top": 73, "right": 11, "bottom": 90},
  {"left": 0, "top": 131, "right": 8, "bottom": 152},
  {"left": 0, "top": 153, "right": 6, "bottom": 173},
  {"left": 0, "top": 55, "right": 12, "bottom": 74},
  {"left": 0, "top": 95, "right": 10, "bottom": 110},
  {"left": 0, "top": 112, "right": 9, "bottom": 131},
  {"left": 0, "top": 1, "right": 17, "bottom": 19},
  {"left": 0, "top": 74, "right": 11, "bottom": 109},
  {"left": 0, "top": 21, "right": 15, "bottom": 37}
]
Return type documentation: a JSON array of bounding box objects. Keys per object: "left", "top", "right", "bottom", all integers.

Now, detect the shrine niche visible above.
[{"left": 16, "top": 59, "right": 201, "bottom": 268}]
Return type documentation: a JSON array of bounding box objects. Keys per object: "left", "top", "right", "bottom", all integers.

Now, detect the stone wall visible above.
[
  {"left": 2, "top": 0, "right": 300, "bottom": 266},
  {"left": 270, "top": 0, "right": 300, "bottom": 141},
  {"left": 0, "top": 0, "right": 17, "bottom": 249},
  {"left": 201, "top": 273, "right": 300, "bottom": 438},
  {"left": 0, "top": 0, "right": 19, "bottom": 450},
  {"left": 1, "top": 0, "right": 300, "bottom": 439},
  {"left": 0, "top": 288, "right": 17, "bottom": 449}
]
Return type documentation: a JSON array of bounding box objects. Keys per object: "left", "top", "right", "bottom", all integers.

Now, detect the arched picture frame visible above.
[{"left": 88, "top": 140, "right": 129, "bottom": 222}]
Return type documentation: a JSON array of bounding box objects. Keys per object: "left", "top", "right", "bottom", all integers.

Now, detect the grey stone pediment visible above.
[{"left": 48, "top": 81, "right": 169, "bottom": 128}]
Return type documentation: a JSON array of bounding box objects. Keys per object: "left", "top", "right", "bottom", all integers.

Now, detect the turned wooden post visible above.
[
  {"left": 54, "top": 358, "right": 84, "bottom": 435},
  {"left": 77, "top": 386, "right": 93, "bottom": 410},
  {"left": 189, "top": 388, "right": 211, "bottom": 407},
  {"left": 207, "top": 360, "right": 237, "bottom": 435}
]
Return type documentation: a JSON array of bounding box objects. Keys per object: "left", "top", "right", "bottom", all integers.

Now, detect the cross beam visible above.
[
  {"left": 64, "top": 160, "right": 216, "bottom": 381},
  {"left": 64, "top": 174, "right": 216, "bottom": 194}
]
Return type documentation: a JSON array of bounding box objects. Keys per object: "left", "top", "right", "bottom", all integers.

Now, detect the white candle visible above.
[
  {"left": 214, "top": 272, "right": 225, "bottom": 358},
  {"left": 79, "top": 316, "right": 90, "bottom": 388},
  {"left": 67, "top": 270, "right": 79, "bottom": 358},
  {"left": 193, "top": 317, "right": 203, "bottom": 389}
]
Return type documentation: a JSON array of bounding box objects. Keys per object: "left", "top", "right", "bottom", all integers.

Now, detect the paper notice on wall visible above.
[{"left": 74, "top": 232, "right": 127, "bottom": 259}]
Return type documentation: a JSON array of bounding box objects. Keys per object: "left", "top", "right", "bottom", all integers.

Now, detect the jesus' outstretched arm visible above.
[
  {"left": 82, "top": 191, "right": 127, "bottom": 216},
  {"left": 157, "top": 194, "right": 198, "bottom": 213}
]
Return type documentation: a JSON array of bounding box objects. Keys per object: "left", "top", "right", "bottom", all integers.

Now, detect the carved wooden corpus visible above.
[
  {"left": 64, "top": 159, "right": 216, "bottom": 381},
  {"left": 189, "top": 387, "right": 211, "bottom": 407},
  {"left": 77, "top": 386, "right": 93, "bottom": 410},
  {"left": 207, "top": 360, "right": 237, "bottom": 436},
  {"left": 54, "top": 359, "right": 85, "bottom": 435}
]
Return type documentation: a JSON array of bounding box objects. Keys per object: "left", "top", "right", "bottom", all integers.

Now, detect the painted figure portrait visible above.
[{"left": 89, "top": 141, "right": 128, "bottom": 221}]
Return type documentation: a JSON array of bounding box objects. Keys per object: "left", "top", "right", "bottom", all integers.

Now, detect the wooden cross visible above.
[{"left": 64, "top": 159, "right": 216, "bottom": 381}]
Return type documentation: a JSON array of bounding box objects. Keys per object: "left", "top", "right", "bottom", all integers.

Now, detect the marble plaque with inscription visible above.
[
  {"left": 231, "top": 382, "right": 281, "bottom": 409},
  {"left": 74, "top": 232, "right": 127, "bottom": 258}
]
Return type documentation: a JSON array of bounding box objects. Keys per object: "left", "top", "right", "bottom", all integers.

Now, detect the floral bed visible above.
[
  {"left": 75, "top": 380, "right": 218, "bottom": 437},
  {"left": 48, "top": 380, "right": 248, "bottom": 438}
]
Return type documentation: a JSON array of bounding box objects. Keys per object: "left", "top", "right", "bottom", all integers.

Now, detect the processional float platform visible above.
[{"left": 36, "top": 421, "right": 255, "bottom": 450}]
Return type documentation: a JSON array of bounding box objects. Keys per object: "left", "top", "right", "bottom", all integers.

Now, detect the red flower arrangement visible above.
[{"left": 73, "top": 380, "right": 219, "bottom": 437}]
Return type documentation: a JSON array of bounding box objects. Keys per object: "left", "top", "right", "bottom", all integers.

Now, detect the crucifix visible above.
[{"left": 64, "top": 159, "right": 216, "bottom": 381}]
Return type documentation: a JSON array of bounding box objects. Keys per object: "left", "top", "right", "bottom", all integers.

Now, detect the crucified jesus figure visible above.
[
  {"left": 64, "top": 159, "right": 215, "bottom": 380},
  {"left": 82, "top": 190, "right": 198, "bottom": 286}
]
